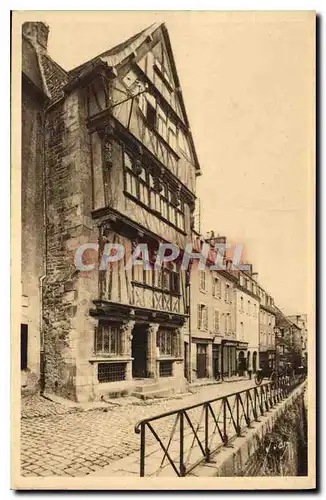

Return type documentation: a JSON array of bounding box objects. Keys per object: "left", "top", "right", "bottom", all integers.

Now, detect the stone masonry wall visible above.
[
  {"left": 21, "top": 86, "right": 45, "bottom": 392},
  {"left": 43, "top": 89, "right": 98, "bottom": 401}
]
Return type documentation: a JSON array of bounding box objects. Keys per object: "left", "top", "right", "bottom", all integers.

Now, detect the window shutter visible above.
[
  {"left": 215, "top": 310, "right": 219, "bottom": 333},
  {"left": 204, "top": 307, "right": 208, "bottom": 330},
  {"left": 197, "top": 304, "right": 201, "bottom": 329}
]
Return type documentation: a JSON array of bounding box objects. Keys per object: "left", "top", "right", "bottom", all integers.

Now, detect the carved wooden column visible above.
[
  {"left": 147, "top": 323, "right": 159, "bottom": 379},
  {"left": 121, "top": 320, "right": 135, "bottom": 381}
]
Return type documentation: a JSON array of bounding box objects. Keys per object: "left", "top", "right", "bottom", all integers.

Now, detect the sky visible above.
[{"left": 21, "top": 11, "right": 315, "bottom": 316}]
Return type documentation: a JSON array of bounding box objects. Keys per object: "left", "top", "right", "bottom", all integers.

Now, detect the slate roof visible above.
[
  {"left": 40, "top": 54, "right": 68, "bottom": 102},
  {"left": 68, "top": 23, "right": 159, "bottom": 78}
]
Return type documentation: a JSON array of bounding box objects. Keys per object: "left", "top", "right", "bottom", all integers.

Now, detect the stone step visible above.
[
  {"left": 131, "top": 387, "right": 174, "bottom": 400},
  {"left": 134, "top": 383, "right": 162, "bottom": 393}
]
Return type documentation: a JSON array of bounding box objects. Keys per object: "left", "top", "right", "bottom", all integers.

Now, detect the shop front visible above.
[
  {"left": 221, "top": 339, "right": 238, "bottom": 378},
  {"left": 237, "top": 341, "right": 249, "bottom": 376}
]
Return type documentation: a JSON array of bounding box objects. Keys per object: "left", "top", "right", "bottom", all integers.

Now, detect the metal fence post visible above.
[
  {"left": 140, "top": 423, "right": 145, "bottom": 477},
  {"left": 236, "top": 394, "right": 240, "bottom": 435},
  {"left": 179, "top": 411, "right": 185, "bottom": 476},
  {"left": 205, "top": 403, "right": 210, "bottom": 462},
  {"left": 223, "top": 398, "right": 228, "bottom": 443}
]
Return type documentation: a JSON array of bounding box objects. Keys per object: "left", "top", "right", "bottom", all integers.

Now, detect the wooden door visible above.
[
  {"left": 132, "top": 326, "right": 148, "bottom": 378},
  {"left": 196, "top": 344, "right": 207, "bottom": 379},
  {"left": 212, "top": 345, "right": 220, "bottom": 379}
]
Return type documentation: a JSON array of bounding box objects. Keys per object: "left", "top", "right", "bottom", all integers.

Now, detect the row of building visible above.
[{"left": 21, "top": 21, "right": 308, "bottom": 401}]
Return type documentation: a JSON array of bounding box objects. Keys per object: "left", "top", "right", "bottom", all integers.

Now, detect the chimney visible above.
[
  {"left": 245, "top": 264, "right": 253, "bottom": 275},
  {"left": 22, "top": 22, "right": 49, "bottom": 52}
]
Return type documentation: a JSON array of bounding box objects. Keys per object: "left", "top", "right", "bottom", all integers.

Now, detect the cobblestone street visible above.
[{"left": 21, "top": 379, "right": 253, "bottom": 477}]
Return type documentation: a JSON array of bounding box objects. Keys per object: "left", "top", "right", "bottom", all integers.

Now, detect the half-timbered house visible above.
[{"left": 38, "top": 22, "right": 201, "bottom": 401}]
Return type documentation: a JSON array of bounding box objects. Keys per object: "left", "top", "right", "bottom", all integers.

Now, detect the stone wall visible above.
[
  {"left": 241, "top": 392, "right": 308, "bottom": 476},
  {"left": 42, "top": 89, "right": 98, "bottom": 401},
  {"left": 21, "top": 83, "right": 45, "bottom": 393}
]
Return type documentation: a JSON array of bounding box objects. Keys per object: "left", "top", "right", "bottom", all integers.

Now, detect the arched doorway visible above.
[
  {"left": 238, "top": 351, "right": 246, "bottom": 376},
  {"left": 247, "top": 351, "right": 251, "bottom": 371},
  {"left": 253, "top": 351, "right": 257, "bottom": 373}
]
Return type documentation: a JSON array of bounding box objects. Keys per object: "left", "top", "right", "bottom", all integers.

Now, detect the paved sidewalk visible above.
[{"left": 21, "top": 379, "right": 254, "bottom": 477}]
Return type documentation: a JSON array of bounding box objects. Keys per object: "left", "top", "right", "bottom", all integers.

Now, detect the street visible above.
[{"left": 21, "top": 379, "right": 254, "bottom": 477}]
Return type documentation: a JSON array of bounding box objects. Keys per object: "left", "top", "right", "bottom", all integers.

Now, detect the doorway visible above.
[
  {"left": 196, "top": 344, "right": 207, "bottom": 379},
  {"left": 131, "top": 324, "right": 148, "bottom": 378},
  {"left": 212, "top": 345, "right": 220, "bottom": 379},
  {"left": 253, "top": 351, "right": 257, "bottom": 373},
  {"left": 21, "top": 324, "right": 28, "bottom": 371},
  {"left": 238, "top": 351, "right": 246, "bottom": 376}
]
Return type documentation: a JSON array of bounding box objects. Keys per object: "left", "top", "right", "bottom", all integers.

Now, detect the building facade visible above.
[
  {"left": 258, "top": 289, "right": 276, "bottom": 373},
  {"left": 187, "top": 238, "right": 238, "bottom": 381},
  {"left": 287, "top": 314, "right": 308, "bottom": 368},
  {"left": 21, "top": 23, "right": 50, "bottom": 393},
  {"left": 22, "top": 22, "right": 202, "bottom": 402},
  {"left": 233, "top": 269, "right": 260, "bottom": 374},
  {"left": 274, "top": 309, "right": 302, "bottom": 370}
]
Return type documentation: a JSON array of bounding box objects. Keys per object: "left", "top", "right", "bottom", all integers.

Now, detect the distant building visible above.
[
  {"left": 287, "top": 314, "right": 308, "bottom": 367},
  {"left": 187, "top": 235, "right": 238, "bottom": 381},
  {"left": 258, "top": 290, "right": 276, "bottom": 373},
  {"left": 274, "top": 309, "right": 302, "bottom": 370},
  {"left": 233, "top": 268, "right": 260, "bottom": 374}
]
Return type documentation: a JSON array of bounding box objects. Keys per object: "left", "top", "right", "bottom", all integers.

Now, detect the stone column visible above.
[
  {"left": 121, "top": 320, "right": 135, "bottom": 381},
  {"left": 147, "top": 323, "right": 159, "bottom": 379},
  {"left": 176, "top": 328, "right": 183, "bottom": 358}
]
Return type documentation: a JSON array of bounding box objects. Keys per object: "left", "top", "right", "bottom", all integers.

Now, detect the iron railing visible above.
[{"left": 134, "top": 375, "right": 306, "bottom": 477}]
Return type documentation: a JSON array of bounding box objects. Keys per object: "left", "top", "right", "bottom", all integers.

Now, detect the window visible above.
[
  {"left": 248, "top": 300, "right": 251, "bottom": 315},
  {"left": 240, "top": 322, "right": 244, "bottom": 340},
  {"left": 124, "top": 151, "right": 186, "bottom": 232},
  {"left": 254, "top": 304, "right": 256, "bottom": 317},
  {"left": 240, "top": 296, "right": 244, "bottom": 312},
  {"left": 214, "top": 310, "right": 220, "bottom": 333},
  {"left": 197, "top": 304, "right": 208, "bottom": 330},
  {"left": 225, "top": 284, "right": 230, "bottom": 302},
  {"left": 21, "top": 324, "right": 28, "bottom": 371},
  {"left": 98, "top": 363, "right": 126, "bottom": 383},
  {"left": 170, "top": 266, "right": 180, "bottom": 294},
  {"left": 200, "top": 270, "right": 206, "bottom": 292},
  {"left": 95, "top": 324, "right": 121, "bottom": 355},
  {"left": 224, "top": 314, "right": 231, "bottom": 335},
  {"left": 124, "top": 151, "right": 149, "bottom": 203},
  {"left": 168, "top": 121, "right": 177, "bottom": 150},
  {"left": 159, "top": 360, "right": 173, "bottom": 377},
  {"left": 212, "top": 277, "right": 221, "bottom": 298},
  {"left": 146, "top": 101, "right": 156, "bottom": 128},
  {"left": 178, "top": 129, "right": 191, "bottom": 159},
  {"left": 157, "top": 328, "right": 175, "bottom": 356},
  {"left": 157, "top": 105, "right": 168, "bottom": 140},
  {"left": 134, "top": 256, "right": 180, "bottom": 295}
]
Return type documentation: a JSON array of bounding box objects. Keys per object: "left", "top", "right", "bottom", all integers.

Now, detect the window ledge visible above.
[
  {"left": 89, "top": 357, "right": 132, "bottom": 363},
  {"left": 157, "top": 357, "right": 183, "bottom": 362}
]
